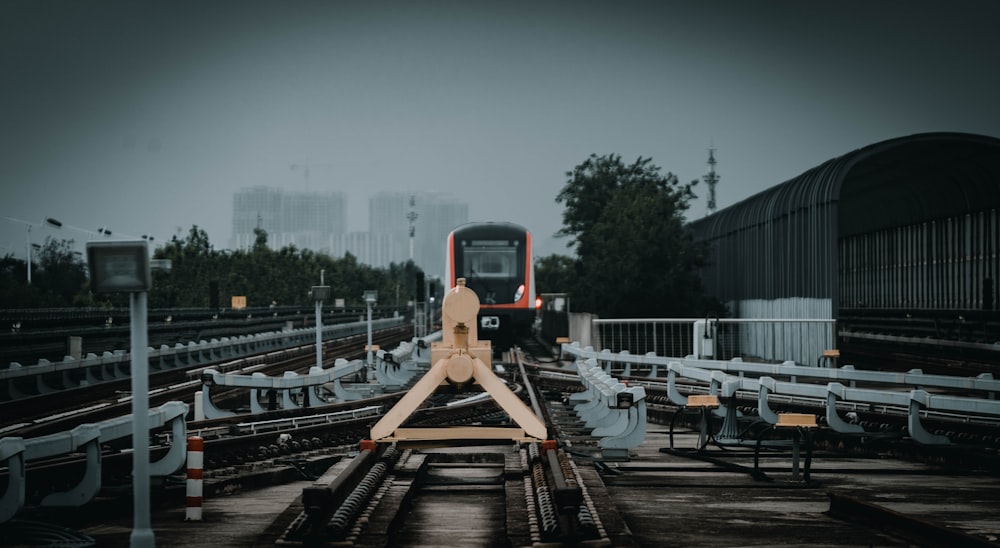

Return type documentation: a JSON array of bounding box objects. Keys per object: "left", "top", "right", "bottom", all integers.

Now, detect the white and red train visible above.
[{"left": 445, "top": 222, "right": 538, "bottom": 347}]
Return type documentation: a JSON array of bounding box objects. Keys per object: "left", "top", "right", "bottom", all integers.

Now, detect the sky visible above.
[{"left": 2, "top": 0, "right": 999, "bottom": 262}]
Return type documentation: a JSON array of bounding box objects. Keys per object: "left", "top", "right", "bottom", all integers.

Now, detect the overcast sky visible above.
[{"left": 2, "top": 1, "right": 999, "bottom": 261}]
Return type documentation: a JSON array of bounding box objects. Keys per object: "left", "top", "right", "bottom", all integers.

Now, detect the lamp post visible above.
[
  {"left": 47, "top": 217, "right": 160, "bottom": 261},
  {"left": 1, "top": 216, "right": 61, "bottom": 284},
  {"left": 46, "top": 216, "right": 99, "bottom": 240},
  {"left": 426, "top": 276, "right": 436, "bottom": 335},
  {"left": 311, "top": 270, "right": 330, "bottom": 369},
  {"left": 25, "top": 224, "right": 32, "bottom": 284},
  {"left": 47, "top": 215, "right": 159, "bottom": 243},
  {"left": 428, "top": 296, "right": 435, "bottom": 334},
  {"left": 86, "top": 240, "right": 154, "bottom": 548},
  {"left": 364, "top": 290, "right": 378, "bottom": 367}
]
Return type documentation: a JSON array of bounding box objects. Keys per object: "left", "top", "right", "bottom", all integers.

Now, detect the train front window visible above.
[
  {"left": 460, "top": 239, "right": 524, "bottom": 304},
  {"left": 467, "top": 249, "right": 515, "bottom": 278}
]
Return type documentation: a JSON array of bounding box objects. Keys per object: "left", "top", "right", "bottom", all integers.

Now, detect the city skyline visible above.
[
  {"left": 3, "top": 2, "right": 999, "bottom": 267},
  {"left": 231, "top": 187, "right": 468, "bottom": 278}
]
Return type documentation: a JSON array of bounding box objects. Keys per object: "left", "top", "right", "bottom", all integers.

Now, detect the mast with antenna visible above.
[
  {"left": 407, "top": 195, "right": 418, "bottom": 262},
  {"left": 290, "top": 162, "right": 311, "bottom": 190},
  {"left": 703, "top": 143, "right": 720, "bottom": 216}
]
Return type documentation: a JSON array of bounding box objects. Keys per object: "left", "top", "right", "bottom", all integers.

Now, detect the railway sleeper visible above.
[{"left": 277, "top": 441, "right": 605, "bottom": 546}]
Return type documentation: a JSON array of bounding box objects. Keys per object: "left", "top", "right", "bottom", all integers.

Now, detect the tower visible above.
[
  {"left": 406, "top": 195, "right": 418, "bottom": 262},
  {"left": 703, "top": 145, "right": 720, "bottom": 216}
]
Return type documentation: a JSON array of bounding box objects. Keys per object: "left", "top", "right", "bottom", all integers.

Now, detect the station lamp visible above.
[
  {"left": 85, "top": 240, "right": 155, "bottom": 547},
  {"left": 312, "top": 284, "right": 330, "bottom": 369},
  {"left": 364, "top": 290, "right": 378, "bottom": 366},
  {"left": 86, "top": 241, "right": 151, "bottom": 293}
]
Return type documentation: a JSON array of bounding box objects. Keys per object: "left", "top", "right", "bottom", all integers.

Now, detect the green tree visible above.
[
  {"left": 34, "top": 237, "right": 89, "bottom": 305},
  {"left": 534, "top": 253, "right": 579, "bottom": 296},
  {"left": 0, "top": 224, "right": 427, "bottom": 311},
  {"left": 0, "top": 238, "right": 89, "bottom": 307},
  {"left": 150, "top": 226, "right": 219, "bottom": 307},
  {"left": 555, "top": 154, "right": 711, "bottom": 317},
  {"left": 149, "top": 225, "right": 426, "bottom": 310}
]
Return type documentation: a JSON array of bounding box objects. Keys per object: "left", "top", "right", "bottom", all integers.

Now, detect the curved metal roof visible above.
[
  {"left": 836, "top": 132, "right": 1000, "bottom": 237},
  {"left": 690, "top": 132, "right": 1000, "bottom": 239},
  {"left": 687, "top": 132, "right": 1000, "bottom": 306}
]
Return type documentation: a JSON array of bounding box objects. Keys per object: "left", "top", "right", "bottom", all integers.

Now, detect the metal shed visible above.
[{"left": 687, "top": 132, "right": 1000, "bottom": 320}]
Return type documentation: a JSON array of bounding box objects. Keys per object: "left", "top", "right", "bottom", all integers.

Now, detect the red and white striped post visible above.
[{"left": 185, "top": 436, "right": 204, "bottom": 521}]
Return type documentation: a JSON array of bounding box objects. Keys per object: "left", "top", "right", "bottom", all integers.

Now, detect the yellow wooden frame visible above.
[{"left": 370, "top": 279, "right": 547, "bottom": 444}]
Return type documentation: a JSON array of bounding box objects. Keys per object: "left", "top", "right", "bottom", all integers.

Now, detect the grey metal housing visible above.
[{"left": 687, "top": 132, "right": 1000, "bottom": 319}]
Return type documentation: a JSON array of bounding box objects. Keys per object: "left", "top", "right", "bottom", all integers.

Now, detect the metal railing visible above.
[
  {"left": 232, "top": 405, "right": 383, "bottom": 436},
  {"left": 592, "top": 318, "right": 838, "bottom": 367}
]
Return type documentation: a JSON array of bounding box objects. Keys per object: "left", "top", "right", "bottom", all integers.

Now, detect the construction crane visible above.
[{"left": 290, "top": 161, "right": 336, "bottom": 190}]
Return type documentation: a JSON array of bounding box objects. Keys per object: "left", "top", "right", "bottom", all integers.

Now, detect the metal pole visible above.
[
  {"left": 316, "top": 269, "right": 325, "bottom": 368},
  {"left": 130, "top": 290, "right": 153, "bottom": 547},
  {"left": 315, "top": 298, "right": 323, "bottom": 368},
  {"left": 26, "top": 224, "right": 31, "bottom": 285},
  {"left": 366, "top": 301, "right": 373, "bottom": 367}
]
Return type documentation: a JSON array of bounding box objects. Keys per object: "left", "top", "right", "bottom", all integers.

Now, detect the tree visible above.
[
  {"left": 555, "top": 154, "right": 712, "bottom": 317},
  {"left": 0, "top": 238, "right": 89, "bottom": 307},
  {"left": 150, "top": 226, "right": 214, "bottom": 307},
  {"left": 534, "top": 253, "right": 579, "bottom": 296},
  {"left": 34, "top": 237, "right": 88, "bottom": 305},
  {"left": 149, "top": 225, "right": 427, "bottom": 310},
  {"left": 1, "top": 224, "right": 429, "bottom": 311},
  {"left": 252, "top": 227, "right": 268, "bottom": 253}
]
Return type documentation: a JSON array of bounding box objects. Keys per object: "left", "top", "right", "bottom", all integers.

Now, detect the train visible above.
[{"left": 445, "top": 222, "right": 537, "bottom": 347}]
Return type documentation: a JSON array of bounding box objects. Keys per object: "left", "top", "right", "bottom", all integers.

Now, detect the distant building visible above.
[
  {"left": 330, "top": 231, "right": 394, "bottom": 267},
  {"left": 418, "top": 196, "right": 469, "bottom": 278},
  {"left": 231, "top": 186, "right": 346, "bottom": 252},
  {"left": 368, "top": 191, "right": 410, "bottom": 264},
  {"left": 369, "top": 191, "right": 468, "bottom": 277},
  {"left": 231, "top": 187, "right": 466, "bottom": 276}
]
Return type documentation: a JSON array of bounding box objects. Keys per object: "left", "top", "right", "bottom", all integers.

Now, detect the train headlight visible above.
[{"left": 513, "top": 284, "right": 525, "bottom": 302}]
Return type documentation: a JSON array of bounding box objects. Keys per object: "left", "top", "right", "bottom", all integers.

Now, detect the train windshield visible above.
[
  {"left": 466, "top": 241, "right": 517, "bottom": 278},
  {"left": 458, "top": 238, "right": 524, "bottom": 304}
]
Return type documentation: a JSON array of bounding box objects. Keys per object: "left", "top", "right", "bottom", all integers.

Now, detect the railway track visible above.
[
  {"left": 839, "top": 337, "right": 1000, "bottom": 378},
  {"left": 7, "top": 338, "right": 1000, "bottom": 546},
  {"left": 0, "top": 306, "right": 387, "bottom": 366},
  {"left": 4, "top": 340, "right": 614, "bottom": 546},
  {"left": 0, "top": 327, "right": 413, "bottom": 510},
  {"left": 0, "top": 325, "right": 411, "bottom": 439},
  {"left": 271, "top": 350, "right": 607, "bottom": 546}
]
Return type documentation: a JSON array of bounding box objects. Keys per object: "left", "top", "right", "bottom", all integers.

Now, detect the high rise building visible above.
[
  {"left": 231, "top": 187, "right": 466, "bottom": 277},
  {"left": 418, "top": 196, "right": 468, "bottom": 278},
  {"left": 231, "top": 187, "right": 346, "bottom": 252},
  {"left": 368, "top": 191, "right": 468, "bottom": 278},
  {"left": 231, "top": 187, "right": 282, "bottom": 249},
  {"left": 330, "top": 231, "right": 394, "bottom": 268},
  {"left": 369, "top": 191, "right": 410, "bottom": 263}
]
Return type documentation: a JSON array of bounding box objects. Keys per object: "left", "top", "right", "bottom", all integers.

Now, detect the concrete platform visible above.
[
  {"left": 79, "top": 478, "right": 309, "bottom": 547},
  {"left": 583, "top": 424, "right": 1000, "bottom": 547}
]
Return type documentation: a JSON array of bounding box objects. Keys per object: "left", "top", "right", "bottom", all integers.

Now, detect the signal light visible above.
[{"left": 535, "top": 296, "right": 543, "bottom": 309}]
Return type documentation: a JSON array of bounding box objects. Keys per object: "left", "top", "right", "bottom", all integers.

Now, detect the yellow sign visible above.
[{"left": 231, "top": 296, "right": 247, "bottom": 310}]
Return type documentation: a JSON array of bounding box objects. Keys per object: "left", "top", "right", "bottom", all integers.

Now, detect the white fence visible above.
[{"left": 591, "top": 318, "right": 838, "bottom": 367}]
